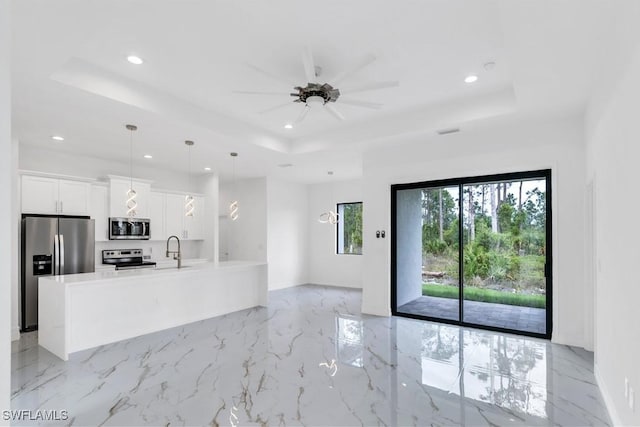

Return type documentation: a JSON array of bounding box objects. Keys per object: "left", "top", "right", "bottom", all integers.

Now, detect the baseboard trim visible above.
[
  {"left": 11, "top": 326, "right": 20, "bottom": 341},
  {"left": 306, "top": 283, "right": 363, "bottom": 291},
  {"left": 594, "top": 362, "right": 622, "bottom": 426}
]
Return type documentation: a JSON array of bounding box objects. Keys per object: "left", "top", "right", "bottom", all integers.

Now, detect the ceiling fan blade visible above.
[
  {"left": 293, "top": 105, "right": 311, "bottom": 124},
  {"left": 244, "top": 62, "right": 293, "bottom": 88},
  {"left": 338, "top": 98, "right": 383, "bottom": 109},
  {"left": 324, "top": 104, "right": 345, "bottom": 121},
  {"left": 340, "top": 80, "right": 399, "bottom": 95},
  {"left": 233, "top": 90, "right": 286, "bottom": 96},
  {"left": 329, "top": 53, "right": 377, "bottom": 86},
  {"left": 257, "top": 102, "right": 294, "bottom": 114},
  {"left": 302, "top": 47, "right": 316, "bottom": 83}
]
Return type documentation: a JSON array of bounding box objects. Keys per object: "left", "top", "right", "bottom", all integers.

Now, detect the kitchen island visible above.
[{"left": 38, "top": 261, "right": 268, "bottom": 360}]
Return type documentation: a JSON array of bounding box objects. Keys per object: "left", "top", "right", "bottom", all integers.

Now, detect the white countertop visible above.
[{"left": 44, "top": 260, "right": 267, "bottom": 286}]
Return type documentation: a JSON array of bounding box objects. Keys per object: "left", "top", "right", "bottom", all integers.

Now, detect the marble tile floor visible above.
[
  {"left": 398, "top": 295, "right": 546, "bottom": 335},
  {"left": 11, "top": 285, "right": 609, "bottom": 426}
]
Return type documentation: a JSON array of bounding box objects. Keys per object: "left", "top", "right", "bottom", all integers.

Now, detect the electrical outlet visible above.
[
  {"left": 630, "top": 387, "right": 635, "bottom": 412},
  {"left": 626, "top": 377, "right": 630, "bottom": 398}
]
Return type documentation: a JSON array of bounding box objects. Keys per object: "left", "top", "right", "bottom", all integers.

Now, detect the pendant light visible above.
[
  {"left": 184, "top": 140, "right": 195, "bottom": 217},
  {"left": 229, "top": 152, "right": 239, "bottom": 221},
  {"left": 319, "top": 171, "right": 339, "bottom": 225},
  {"left": 125, "top": 124, "right": 138, "bottom": 218}
]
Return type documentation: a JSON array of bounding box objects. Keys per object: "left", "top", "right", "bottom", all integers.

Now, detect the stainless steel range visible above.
[{"left": 102, "top": 249, "right": 156, "bottom": 270}]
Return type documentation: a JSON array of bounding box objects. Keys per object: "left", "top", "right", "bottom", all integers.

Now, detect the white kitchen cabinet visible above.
[
  {"left": 22, "top": 175, "right": 91, "bottom": 215},
  {"left": 165, "top": 194, "right": 184, "bottom": 239},
  {"left": 184, "top": 196, "right": 205, "bottom": 240},
  {"left": 109, "top": 178, "right": 151, "bottom": 219},
  {"left": 22, "top": 176, "right": 59, "bottom": 214},
  {"left": 149, "top": 192, "right": 166, "bottom": 241},
  {"left": 58, "top": 179, "right": 91, "bottom": 215},
  {"left": 164, "top": 193, "right": 205, "bottom": 240},
  {"left": 90, "top": 185, "right": 109, "bottom": 241}
]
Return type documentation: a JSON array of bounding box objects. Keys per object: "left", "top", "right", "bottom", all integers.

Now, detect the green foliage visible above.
[
  {"left": 341, "top": 203, "right": 362, "bottom": 253},
  {"left": 420, "top": 180, "right": 548, "bottom": 292},
  {"left": 422, "top": 284, "right": 546, "bottom": 308}
]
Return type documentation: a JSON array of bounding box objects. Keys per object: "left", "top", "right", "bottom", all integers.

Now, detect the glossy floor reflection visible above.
[{"left": 11, "top": 285, "right": 610, "bottom": 426}]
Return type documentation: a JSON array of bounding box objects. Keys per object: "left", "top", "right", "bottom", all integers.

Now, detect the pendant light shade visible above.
[
  {"left": 185, "top": 140, "right": 195, "bottom": 217},
  {"left": 125, "top": 124, "right": 138, "bottom": 218},
  {"left": 229, "top": 152, "right": 239, "bottom": 221}
]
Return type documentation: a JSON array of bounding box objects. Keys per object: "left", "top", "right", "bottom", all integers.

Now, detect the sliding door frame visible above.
[{"left": 391, "top": 169, "right": 552, "bottom": 339}]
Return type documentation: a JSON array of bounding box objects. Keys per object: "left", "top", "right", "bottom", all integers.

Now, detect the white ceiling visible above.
[{"left": 11, "top": 0, "right": 618, "bottom": 183}]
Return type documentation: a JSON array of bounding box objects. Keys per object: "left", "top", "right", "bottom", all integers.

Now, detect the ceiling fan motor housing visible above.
[{"left": 291, "top": 83, "right": 340, "bottom": 104}]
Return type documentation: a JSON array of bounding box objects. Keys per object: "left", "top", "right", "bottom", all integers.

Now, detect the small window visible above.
[{"left": 337, "top": 202, "right": 363, "bottom": 255}]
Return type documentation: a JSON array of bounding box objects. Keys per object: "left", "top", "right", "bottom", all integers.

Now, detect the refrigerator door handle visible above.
[
  {"left": 54, "top": 234, "right": 60, "bottom": 275},
  {"left": 59, "top": 234, "right": 65, "bottom": 275}
]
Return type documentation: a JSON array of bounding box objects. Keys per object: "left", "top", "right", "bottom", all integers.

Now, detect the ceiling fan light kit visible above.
[{"left": 236, "top": 47, "right": 399, "bottom": 126}]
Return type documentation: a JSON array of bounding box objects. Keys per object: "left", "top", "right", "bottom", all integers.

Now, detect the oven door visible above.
[{"left": 109, "top": 218, "right": 151, "bottom": 240}]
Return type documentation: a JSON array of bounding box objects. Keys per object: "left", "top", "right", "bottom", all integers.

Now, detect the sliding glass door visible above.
[{"left": 392, "top": 170, "right": 552, "bottom": 339}]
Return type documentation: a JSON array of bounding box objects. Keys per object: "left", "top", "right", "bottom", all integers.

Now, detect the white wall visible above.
[
  {"left": 0, "top": 0, "right": 11, "bottom": 418},
  {"left": 585, "top": 6, "right": 640, "bottom": 424},
  {"left": 308, "top": 180, "right": 363, "bottom": 288},
  {"left": 20, "top": 144, "right": 195, "bottom": 192},
  {"left": 360, "top": 115, "right": 588, "bottom": 349},
  {"left": 219, "top": 178, "right": 267, "bottom": 262},
  {"left": 266, "top": 177, "right": 309, "bottom": 290},
  {"left": 11, "top": 139, "right": 19, "bottom": 341}
]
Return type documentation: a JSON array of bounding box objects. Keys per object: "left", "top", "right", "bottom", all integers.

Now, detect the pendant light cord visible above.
[{"left": 129, "top": 129, "right": 133, "bottom": 189}]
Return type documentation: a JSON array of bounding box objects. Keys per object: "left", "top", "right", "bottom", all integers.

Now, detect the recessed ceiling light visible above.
[
  {"left": 464, "top": 75, "right": 478, "bottom": 83},
  {"left": 204, "top": 167, "right": 212, "bottom": 171},
  {"left": 127, "top": 55, "right": 144, "bottom": 65},
  {"left": 284, "top": 124, "right": 293, "bottom": 129},
  {"left": 143, "top": 154, "right": 153, "bottom": 159},
  {"left": 51, "top": 135, "right": 64, "bottom": 141}
]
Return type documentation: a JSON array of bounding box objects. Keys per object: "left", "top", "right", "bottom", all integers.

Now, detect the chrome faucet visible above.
[{"left": 166, "top": 235, "right": 182, "bottom": 268}]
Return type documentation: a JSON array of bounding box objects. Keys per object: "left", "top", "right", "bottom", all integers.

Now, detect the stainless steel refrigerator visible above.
[{"left": 21, "top": 216, "right": 95, "bottom": 331}]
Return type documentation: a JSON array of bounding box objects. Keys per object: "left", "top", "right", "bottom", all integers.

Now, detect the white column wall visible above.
[
  {"left": 361, "top": 116, "right": 588, "bottom": 349},
  {"left": 266, "top": 177, "right": 309, "bottom": 290},
  {"left": 395, "top": 189, "right": 423, "bottom": 307},
  {"left": 585, "top": 6, "right": 640, "bottom": 424},
  {"left": 199, "top": 174, "right": 220, "bottom": 263},
  {"left": 0, "top": 0, "right": 12, "bottom": 418},
  {"left": 218, "top": 178, "right": 267, "bottom": 262}
]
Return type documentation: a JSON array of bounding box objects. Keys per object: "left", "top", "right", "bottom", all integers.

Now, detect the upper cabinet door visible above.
[
  {"left": 149, "top": 192, "right": 166, "bottom": 241},
  {"left": 184, "top": 196, "right": 205, "bottom": 240},
  {"left": 21, "top": 176, "right": 59, "bottom": 214},
  {"left": 164, "top": 194, "right": 185, "bottom": 239},
  {"left": 58, "top": 179, "right": 91, "bottom": 215}
]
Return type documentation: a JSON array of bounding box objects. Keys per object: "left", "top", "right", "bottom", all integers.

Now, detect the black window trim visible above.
[{"left": 390, "top": 169, "right": 553, "bottom": 340}]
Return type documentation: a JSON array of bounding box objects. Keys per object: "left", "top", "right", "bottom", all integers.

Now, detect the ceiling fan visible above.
[{"left": 234, "top": 47, "right": 399, "bottom": 126}]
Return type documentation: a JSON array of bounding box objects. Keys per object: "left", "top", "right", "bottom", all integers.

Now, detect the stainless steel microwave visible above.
[{"left": 109, "top": 217, "right": 150, "bottom": 240}]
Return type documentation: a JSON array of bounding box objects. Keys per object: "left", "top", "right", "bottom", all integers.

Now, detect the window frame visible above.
[
  {"left": 336, "top": 201, "right": 363, "bottom": 256},
  {"left": 390, "top": 169, "right": 552, "bottom": 340}
]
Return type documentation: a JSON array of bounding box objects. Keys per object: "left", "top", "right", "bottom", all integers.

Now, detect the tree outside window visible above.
[{"left": 337, "top": 202, "right": 363, "bottom": 255}]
